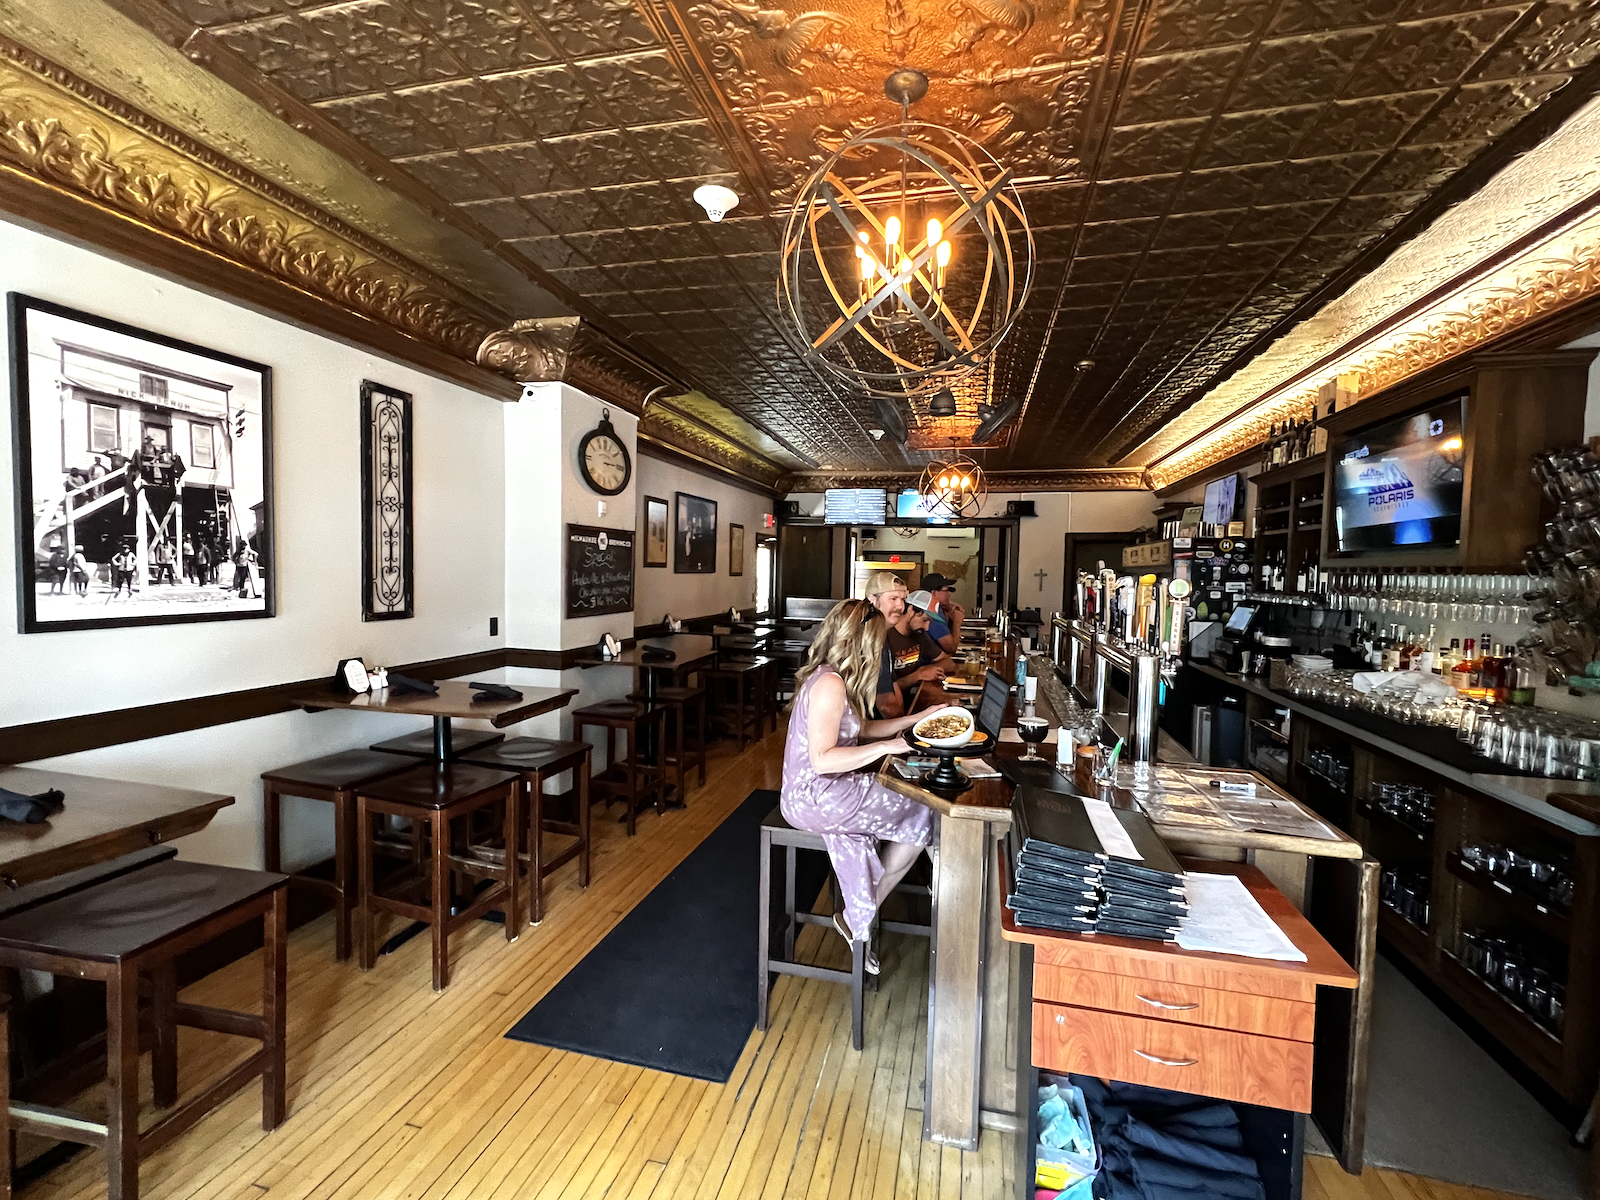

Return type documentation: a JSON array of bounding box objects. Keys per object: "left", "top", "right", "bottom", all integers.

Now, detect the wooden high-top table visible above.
[
  {"left": 295, "top": 680, "right": 578, "bottom": 759},
  {"left": 0, "top": 767, "right": 232, "bottom": 889}
]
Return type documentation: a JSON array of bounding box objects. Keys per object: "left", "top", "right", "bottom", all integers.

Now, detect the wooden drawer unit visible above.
[
  {"left": 1033, "top": 963, "right": 1316, "bottom": 1042},
  {"left": 1033, "top": 1001, "right": 1315, "bottom": 1112}
]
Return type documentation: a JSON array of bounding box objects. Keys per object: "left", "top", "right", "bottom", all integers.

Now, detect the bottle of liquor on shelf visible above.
[
  {"left": 1491, "top": 642, "right": 1515, "bottom": 705},
  {"left": 1294, "top": 557, "right": 1307, "bottom": 594},
  {"left": 1259, "top": 553, "right": 1272, "bottom": 592},
  {"left": 1451, "top": 637, "right": 1477, "bottom": 690},
  {"left": 1512, "top": 647, "right": 1537, "bottom": 705},
  {"left": 1310, "top": 403, "right": 1328, "bottom": 456},
  {"left": 1263, "top": 424, "right": 1277, "bottom": 470},
  {"left": 1271, "top": 551, "right": 1284, "bottom": 592},
  {"left": 1434, "top": 644, "right": 1450, "bottom": 675}
]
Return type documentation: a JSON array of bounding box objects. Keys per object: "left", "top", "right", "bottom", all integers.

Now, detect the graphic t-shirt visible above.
[{"left": 885, "top": 626, "right": 943, "bottom": 682}]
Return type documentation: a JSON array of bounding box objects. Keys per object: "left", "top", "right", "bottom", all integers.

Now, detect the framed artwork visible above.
[
  {"left": 643, "top": 495, "right": 668, "bottom": 567},
  {"left": 674, "top": 491, "right": 717, "bottom": 574},
  {"left": 8, "top": 293, "right": 274, "bottom": 633},
  {"left": 729, "top": 523, "right": 744, "bottom": 576},
  {"left": 360, "top": 381, "right": 412, "bottom": 621}
]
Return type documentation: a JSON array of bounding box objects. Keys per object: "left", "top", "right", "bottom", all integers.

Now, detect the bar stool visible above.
[
  {"left": 370, "top": 726, "right": 505, "bottom": 760},
  {"left": 0, "top": 851, "right": 288, "bottom": 1200},
  {"left": 629, "top": 685, "right": 707, "bottom": 804},
  {"left": 756, "top": 807, "right": 932, "bottom": 1052},
  {"left": 356, "top": 763, "right": 521, "bottom": 991},
  {"left": 572, "top": 700, "right": 668, "bottom": 836},
  {"left": 699, "top": 658, "right": 765, "bottom": 748},
  {"left": 260, "top": 748, "right": 418, "bottom": 961},
  {"left": 456, "top": 737, "right": 591, "bottom": 925}
]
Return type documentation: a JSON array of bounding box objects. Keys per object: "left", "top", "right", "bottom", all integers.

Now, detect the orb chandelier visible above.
[
  {"left": 918, "top": 454, "right": 986, "bottom": 519},
  {"left": 778, "top": 69, "right": 1034, "bottom": 400}
]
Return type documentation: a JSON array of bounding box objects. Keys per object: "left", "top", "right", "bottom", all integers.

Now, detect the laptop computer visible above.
[{"left": 975, "top": 668, "right": 1011, "bottom": 742}]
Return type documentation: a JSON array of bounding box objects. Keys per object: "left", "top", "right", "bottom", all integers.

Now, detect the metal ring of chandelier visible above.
[
  {"left": 777, "top": 118, "right": 1034, "bottom": 400},
  {"left": 918, "top": 455, "right": 986, "bottom": 520}
]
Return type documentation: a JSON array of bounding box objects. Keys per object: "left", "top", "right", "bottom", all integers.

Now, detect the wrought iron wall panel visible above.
[{"left": 361, "top": 381, "right": 414, "bottom": 621}]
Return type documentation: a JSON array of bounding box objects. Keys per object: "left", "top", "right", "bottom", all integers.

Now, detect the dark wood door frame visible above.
[{"left": 1061, "top": 530, "right": 1147, "bottom": 616}]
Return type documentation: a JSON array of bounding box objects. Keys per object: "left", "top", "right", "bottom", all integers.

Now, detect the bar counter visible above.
[{"left": 876, "top": 648, "right": 1374, "bottom": 1167}]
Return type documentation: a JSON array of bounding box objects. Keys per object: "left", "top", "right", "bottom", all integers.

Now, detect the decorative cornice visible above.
[
  {"left": 475, "top": 318, "right": 582, "bottom": 382},
  {"left": 641, "top": 404, "right": 787, "bottom": 490},
  {"left": 0, "top": 38, "right": 508, "bottom": 363},
  {"left": 781, "top": 467, "right": 1149, "bottom": 492},
  {"left": 1145, "top": 209, "right": 1600, "bottom": 490}
]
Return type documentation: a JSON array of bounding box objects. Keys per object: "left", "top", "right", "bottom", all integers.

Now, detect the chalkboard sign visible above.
[{"left": 566, "top": 524, "right": 635, "bottom": 617}]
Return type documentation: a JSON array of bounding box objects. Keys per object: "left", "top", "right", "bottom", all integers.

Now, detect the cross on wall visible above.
[{"left": 1033, "top": 568, "right": 1048, "bottom": 592}]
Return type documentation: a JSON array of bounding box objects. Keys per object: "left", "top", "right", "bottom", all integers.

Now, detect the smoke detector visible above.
[
  {"left": 693, "top": 184, "right": 739, "bottom": 222},
  {"left": 868, "top": 427, "right": 886, "bottom": 440}
]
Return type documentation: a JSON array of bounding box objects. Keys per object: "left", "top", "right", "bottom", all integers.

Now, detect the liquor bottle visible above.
[
  {"left": 1451, "top": 638, "right": 1476, "bottom": 690},
  {"left": 1295, "top": 558, "right": 1307, "bottom": 594},
  {"left": 1290, "top": 420, "right": 1303, "bottom": 462},
  {"left": 1259, "top": 553, "right": 1272, "bottom": 592},
  {"left": 1435, "top": 645, "right": 1450, "bottom": 675},
  {"left": 1263, "top": 424, "right": 1276, "bottom": 470},
  {"left": 1271, "top": 552, "right": 1284, "bottom": 592},
  {"left": 1512, "top": 647, "right": 1537, "bottom": 705},
  {"left": 1492, "top": 642, "right": 1514, "bottom": 704}
]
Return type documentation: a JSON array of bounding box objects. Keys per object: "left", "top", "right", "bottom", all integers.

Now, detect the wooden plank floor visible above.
[{"left": 22, "top": 726, "right": 1541, "bottom": 1200}]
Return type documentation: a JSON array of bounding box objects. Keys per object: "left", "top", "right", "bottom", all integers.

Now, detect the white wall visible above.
[
  {"left": 0, "top": 215, "right": 508, "bottom": 871},
  {"left": 633, "top": 453, "right": 770, "bottom": 622}
]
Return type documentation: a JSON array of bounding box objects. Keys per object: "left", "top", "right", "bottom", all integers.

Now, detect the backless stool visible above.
[
  {"left": 571, "top": 700, "right": 668, "bottom": 835},
  {"left": 260, "top": 748, "right": 418, "bottom": 961},
  {"left": 756, "top": 806, "right": 932, "bottom": 1051},
  {"left": 457, "top": 738, "right": 592, "bottom": 925},
  {"left": 628, "top": 685, "right": 707, "bottom": 805},
  {"left": 356, "top": 763, "right": 520, "bottom": 990},
  {"left": 699, "top": 659, "right": 765, "bottom": 749},
  {"left": 0, "top": 848, "right": 288, "bottom": 1200}
]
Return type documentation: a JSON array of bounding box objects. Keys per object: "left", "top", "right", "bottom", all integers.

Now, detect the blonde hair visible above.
[{"left": 792, "top": 598, "right": 887, "bottom": 719}]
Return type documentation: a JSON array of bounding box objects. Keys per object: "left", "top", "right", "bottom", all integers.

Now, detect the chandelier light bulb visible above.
[
  {"left": 885, "top": 215, "right": 901, "bottom": 245},
  {"left": 927, "top": 218, "right": 942, "bottom": 246},
  {"left": 937, "top": 240, "right": 951, "bottom": 267}
]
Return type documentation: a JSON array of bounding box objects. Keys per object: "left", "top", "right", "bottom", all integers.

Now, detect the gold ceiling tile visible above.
[
  {"left": 404, "top": 0, "right": 559, "bottom": 71},
  {"left": 0, "top": 38, "right": 502, "bottom": 359}
]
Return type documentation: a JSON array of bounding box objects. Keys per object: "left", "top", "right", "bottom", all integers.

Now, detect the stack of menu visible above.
[{"left": 1007, "top": 787, "right": 1187, "bottom": 941}]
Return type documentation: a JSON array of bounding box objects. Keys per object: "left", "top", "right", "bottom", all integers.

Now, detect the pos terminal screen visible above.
[{"left": 1224, "top": 605, "right": 1256, "bottom": 634}]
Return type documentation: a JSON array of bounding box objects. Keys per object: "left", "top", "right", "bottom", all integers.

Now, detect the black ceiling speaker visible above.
[
  {"left": 1005, "top": 500, "right": 1036, "bottom": 517},
  {"left": 871, "top": 395, "right": 908, "bottom": 443},
  {"left": 928, "top": 387, "right": 958, "bottom": 418},
  {"left": 778, "top": 500, "right": 802, "bottom": 518},
  {"left": 973, "top": 396, "right": 1022, "bottom": 444}
]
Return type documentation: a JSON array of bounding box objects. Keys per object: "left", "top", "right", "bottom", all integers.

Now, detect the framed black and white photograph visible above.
[
  {"left": 729, "top": 523, "right": 744, "bottom": 576},
  {"left": 674, "top": 491, "right": 717, "bottom": 574},
  {"left": 8, "top": 293, "right": 274, "bottom": 633},
  {"left": 360, "top": 381, "right": 412, "bottom": 621},
  {"left": 643, "top": 495, "right": 668, "bottom": 568}
]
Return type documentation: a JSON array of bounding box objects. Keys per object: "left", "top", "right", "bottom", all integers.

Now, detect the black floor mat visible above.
[{"left": 504, "top": 789, "right": 828, "bottom": 1082}]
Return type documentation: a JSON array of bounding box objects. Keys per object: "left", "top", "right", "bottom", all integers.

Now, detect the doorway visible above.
[
  {"left": 1062, "top": 530, "right": 1142, "bottom": 615},
  {"left": 778, "top": 525, "right": 832, "bottom": 603}
]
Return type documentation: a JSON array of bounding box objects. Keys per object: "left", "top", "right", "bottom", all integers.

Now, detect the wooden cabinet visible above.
[
  {"left": 1032, "top": 1001, "right": 1316, "bottom": 1112},
  {"left": 1033, "top": 963, "right": 1317, "bottom": 1040},
  {"left": 1316, "top": 349, "right": 1593, "bottom": 569},
  {"left": 1253, "top": 453, "right": 1326, "bottom": 596}
]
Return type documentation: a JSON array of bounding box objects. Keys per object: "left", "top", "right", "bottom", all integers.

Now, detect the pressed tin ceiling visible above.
[{"left": 43, "top": 0, "right": 1600, "bottom": 482}]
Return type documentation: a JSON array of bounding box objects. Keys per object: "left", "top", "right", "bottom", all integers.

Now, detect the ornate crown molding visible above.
[
  {"left": 782, "top": 467, "right": 1149, "bottom": 492},
  {"left": 0, "top": 39, "right": 509, "bottom": 363},
  {"left": 475, "top": 318, "right": 582, "bottom": 382},
  {"left": 1146, "top": 209, "right": 1600, "bottom": 490}
]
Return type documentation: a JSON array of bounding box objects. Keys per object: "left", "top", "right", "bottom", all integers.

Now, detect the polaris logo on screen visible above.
[
  {"left": 1343, "top": 444, "right": 1370, "bottom": 461},
  {"left": 1359, "top": 461, "right": 1415, "bottom": 510}
]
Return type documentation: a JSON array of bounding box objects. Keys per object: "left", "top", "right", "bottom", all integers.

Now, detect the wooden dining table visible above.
[
  {"left": 573, "top": 635, "right": 718, "bottom": 700},
  {"left": 294, "top": 679, "right": 578, "bottom": 759},
  {"left": 0, "top": 766, "right": 233, "bottom": 889}
]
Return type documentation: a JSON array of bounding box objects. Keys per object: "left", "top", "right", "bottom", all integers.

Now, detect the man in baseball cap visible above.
[
  {"left": 875, "top": 588, "right": 952, "bottom": 717},
  {"left": 864, "top": 569, "right": 907, "bottom": 621},
  {"left": 917, "top": 572, "right": 965, "bottom": 655}
]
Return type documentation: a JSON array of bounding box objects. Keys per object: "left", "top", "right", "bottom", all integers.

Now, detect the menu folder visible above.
[
  {"left": 386, "top": 672, "right": 439, "bottom": 695},
  {"left": 1013, "top": 787, "right": 1184, "bottom": 880}
]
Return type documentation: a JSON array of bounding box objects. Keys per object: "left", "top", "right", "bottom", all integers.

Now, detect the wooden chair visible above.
[
  {"left": 369, "top": 727, "right": 505, "bottom": 760},
  {"left": 699, "top": 659, "right": 765, "bottom": 748},
  {"left": 630, "top": 685, "right": 708, "bottom": 804},
  {"left": 356, "top": 763, "right": 521, "bottom": 990},
  {"left": 572, "top": 700, "right": 668, "bottom": 836},
  {"left": 0, "top": 850, "right": 287, "bottom": 1200},
  {"left": 456, "top": 737, "right": 591, "bottom": 925},
  {"left": 260, "top": 748, "right": 418, "bottom": 961}
]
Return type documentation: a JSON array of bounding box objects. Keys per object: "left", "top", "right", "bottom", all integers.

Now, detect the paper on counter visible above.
[
  {"left": 1082, "top": 796, "right": 1142, "bottom": 861},
  {"left": 959, "top": 758, "right": 1003, "bottom": 780},
  {"left": 999, "top": 726, "right": 1058, "bottom": 745},
  {"left": 1176, "top": 872, "right": 1307, "bottom": 962},
  {"left": 1214, "top": 795, "right": 1341, "bottom": 840}
]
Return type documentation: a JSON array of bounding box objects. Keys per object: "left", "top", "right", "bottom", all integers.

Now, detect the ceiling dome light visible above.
[{"left": 693, "top": 183, "right": 739, "bottom": 222}]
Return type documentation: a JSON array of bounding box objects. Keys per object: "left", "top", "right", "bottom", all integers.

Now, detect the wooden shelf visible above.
[
  {"left": 1446, "top": 852, "right": 1571, "bottom": 938},
  {"left": 1356, "top": 798, "right": 1433, "bottom": 845},
  {"left": 1254, "top": 453, "right": 1327, "bottom": 487},
  {"left": 1295, "top": 523, "right": 1323, "bottom": 533},
  {"left": 1440, "top": 950, "right": 1564, "bottom": 1049},
  {"left": 1377, "top": 903, "right": 1433, "bottom": 968},
  {"left": 1257, "top": 503, "right": 1292, "bottom": 516},
  {"left": 1256, "top": 529, "right": 1289, "bottom": 539},
  {"left": 1251, "top": 718, "right": 1288, "bottom": 745}
]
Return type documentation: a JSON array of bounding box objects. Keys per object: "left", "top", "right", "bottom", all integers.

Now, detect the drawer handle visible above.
[
  {"left": 1134, "top": 1049, "right": 1198, "bottom": 1067},
  {"left": 1135, "top": 994, "right": 1199, "bottom": 1011}
]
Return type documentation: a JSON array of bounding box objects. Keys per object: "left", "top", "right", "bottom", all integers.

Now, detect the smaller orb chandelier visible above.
[
  {"left": 778, "top": 69, "right": 1034, "bottom": 400},
  {"left": 918, "top": 454, "right": 986, "bottom": 519}
]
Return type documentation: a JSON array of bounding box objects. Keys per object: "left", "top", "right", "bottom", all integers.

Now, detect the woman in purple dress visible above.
[{"left": 782, "top": 598, "right": 935, "bottom": 973}]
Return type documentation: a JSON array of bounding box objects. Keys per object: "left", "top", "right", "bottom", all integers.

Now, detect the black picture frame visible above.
[
  {"left": 9, "top": 292, "right": 275, "bottom": 633},
  {"left": 674, "top": 491, "right": 717, "bottom": 574},
  {"left": 360, "top": 380, "right": 413, "bottom": 621},
  {"left": 643, "top": 495, "right": 668, "bottom": 567},
  {"left": 729, "top": 523, "right": 744, "bottom": 576}
]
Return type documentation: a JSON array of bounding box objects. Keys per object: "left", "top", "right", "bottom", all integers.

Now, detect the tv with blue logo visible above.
[{"left": 1333, "top": 393, "right": 1465, "bottom": 553}]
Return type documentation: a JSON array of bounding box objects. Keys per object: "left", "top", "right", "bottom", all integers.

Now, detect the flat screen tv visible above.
[
  {"left": 1333, "top": 394, "right": 1465, "bottom": 554},
  {"left": 895, "top": 488, "right": 954, "bottom": 524},
  {"left": 824, "top": 488, "right": 888, "bottom": 525},
  {"left": 1202, "top": 472, "right": 1246, "bottom": 527}
]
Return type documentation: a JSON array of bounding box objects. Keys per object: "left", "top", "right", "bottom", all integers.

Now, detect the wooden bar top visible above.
[
  {"left": 296, "top": 679, "right": 578, "bottom": 728},
  {"left": 0, "top": 766, "right": 233, "bottom": 888},
  {"left": 999, "top": 848, "right": 1360, "bottom": 996}
]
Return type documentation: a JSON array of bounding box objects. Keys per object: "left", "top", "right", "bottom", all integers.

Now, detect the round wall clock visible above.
[{"left": 578, "top": 408, "right": 631, "bottom": 495}]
